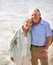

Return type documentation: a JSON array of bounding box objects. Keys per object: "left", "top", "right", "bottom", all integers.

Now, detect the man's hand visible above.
[
  {"left": 11, "top": 57, "right": 14, "bottom": 62},
  {"left": 41, "top": 50, "right": 47, "bottom": 57},
  {"left": 14, "top": 39, "right": 17, "bottom": 44}
]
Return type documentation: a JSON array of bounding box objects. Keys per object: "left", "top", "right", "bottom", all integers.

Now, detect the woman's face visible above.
[
  {"left": 25, "top": 19, "right": 32, "bottom": 30},
  {"left": 23, "top": 19, "right": 32, "bottom": 31}
]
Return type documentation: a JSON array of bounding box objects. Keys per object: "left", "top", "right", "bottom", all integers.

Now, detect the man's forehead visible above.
[
  {"left": 32, "top": 9, "right": 40, "bottom": 14},
  {"left": 34, "top": 9, "right": 40, "bottom": 12},
  {"left": 33, "top": 10, "right": 39, "bottom": 14}
]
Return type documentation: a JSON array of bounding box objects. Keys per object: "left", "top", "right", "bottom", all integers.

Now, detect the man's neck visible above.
[{"left": 34, "top": 18, "right": 41, "bottom": 25}]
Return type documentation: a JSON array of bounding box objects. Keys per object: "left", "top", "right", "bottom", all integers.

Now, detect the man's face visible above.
[{"left": 31, "top": 10, "right": 41, "bottom": 23}]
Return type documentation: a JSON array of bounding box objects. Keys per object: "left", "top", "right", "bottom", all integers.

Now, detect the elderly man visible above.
[{"left": 30, "top": 9, "right": 52, "bottom": 65}]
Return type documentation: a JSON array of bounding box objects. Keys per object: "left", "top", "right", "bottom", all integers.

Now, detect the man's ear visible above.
[{"left": 39, "top": 13, "right": 41, "bottom": 17}]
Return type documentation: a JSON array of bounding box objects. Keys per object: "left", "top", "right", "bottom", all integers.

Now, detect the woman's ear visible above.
[
  {"left": 22, "top": 25, "right": 24, "bottom": 28},
  {"left": 22, "top": 25, "right": 24, "bottom": 31}
]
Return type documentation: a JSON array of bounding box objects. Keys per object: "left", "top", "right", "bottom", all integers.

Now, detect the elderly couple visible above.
[{"left": 10, "top": 9, "right": 52, "bottom": 65}]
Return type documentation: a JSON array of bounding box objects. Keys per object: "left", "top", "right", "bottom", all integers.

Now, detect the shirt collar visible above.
[
  {"left": 40, "top": 18, "right": 44, "bottom": 25},
  {"left": 32, "top": 18, "right": 44, "bottom": 25}
]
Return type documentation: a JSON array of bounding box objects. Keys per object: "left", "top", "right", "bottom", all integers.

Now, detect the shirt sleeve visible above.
[{"left": 45, "top": 23, "right": 52, "bottom": 37}]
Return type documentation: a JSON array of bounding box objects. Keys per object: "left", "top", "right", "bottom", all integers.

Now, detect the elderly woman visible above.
[{"left": 10, "top": 19, "right": 32, "bottom": 65}]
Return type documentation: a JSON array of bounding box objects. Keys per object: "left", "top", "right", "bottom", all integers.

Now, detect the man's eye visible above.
[
  {"left": 32, "top": 14, "right": 36, "bottom": 16},
  {"left": 26, "top": 25, "right": 28, "bottom": 26},
  {"left": 32, "top": 14, "right": 33, "bottom": 16},
  {"left": 26, "top": 24, "right": 27, "bottom": 26},
  {"left": 26, "top": 21, "right": 28, "bottom": 23}
]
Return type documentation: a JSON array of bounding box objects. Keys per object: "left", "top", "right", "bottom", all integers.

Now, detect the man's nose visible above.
[{"left": 32, "top": 15, "right": 35, "bottom": 18}]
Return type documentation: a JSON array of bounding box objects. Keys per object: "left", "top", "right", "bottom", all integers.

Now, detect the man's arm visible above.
[
  {"left": 41, "top": 36, "right": 52, "bottom": 57},
  {"left": 41, "top": 23, "right": 52, "bottom": 57},
  {"left": 44, "top": 36, "right": 52, "bottom": 50},
  {"left": 44, "top": 23, "right": 52, "bottom": 50},
  {"left": 52, "top": 30, "right": 53, "bottom": 42}
]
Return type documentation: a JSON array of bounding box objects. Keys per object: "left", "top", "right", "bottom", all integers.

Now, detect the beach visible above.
[{"left": 0, "top": 0, "right": 53, "bottom": 65}]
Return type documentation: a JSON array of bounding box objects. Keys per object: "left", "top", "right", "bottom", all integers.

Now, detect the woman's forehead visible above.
[{"left": 26, "top": 19, "right": 32, "bottom": 23}]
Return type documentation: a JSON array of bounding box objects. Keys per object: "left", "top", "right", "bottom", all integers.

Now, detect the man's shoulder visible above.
[{"left": 42, "top": 19, "right": 50, "bottom": 26}]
